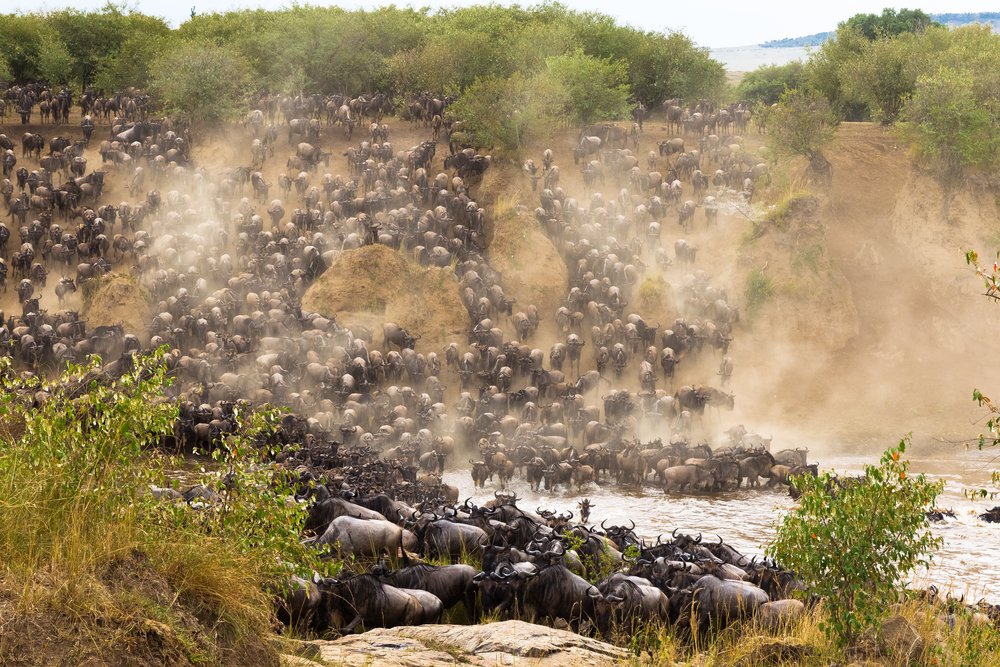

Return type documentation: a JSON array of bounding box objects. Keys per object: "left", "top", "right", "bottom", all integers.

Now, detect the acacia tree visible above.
[
  {"left": 149, "top": 41, "right": 251, "bottom": 128},
  {"left": 768, "top": 88, "right": 839, "bottom": 183},
  {"left": 543, "top": 49, "right": 630, "bottom": 126}
]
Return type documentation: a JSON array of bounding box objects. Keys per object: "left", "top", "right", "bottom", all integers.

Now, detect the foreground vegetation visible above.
[{"left": 0, "top": 352, "right": 315, "bottom": 665}]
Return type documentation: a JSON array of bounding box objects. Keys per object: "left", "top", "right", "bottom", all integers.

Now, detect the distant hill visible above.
[
  {"left": 760, "top": 12, "right": 1000, "bottom": 47},
  {"left": 761, "top": 31, "right": 832, "bottom": 47}
]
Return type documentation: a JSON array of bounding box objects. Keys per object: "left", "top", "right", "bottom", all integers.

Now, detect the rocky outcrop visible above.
[{"left": 285, "top": 620, "right": 628, "bottom": 667}]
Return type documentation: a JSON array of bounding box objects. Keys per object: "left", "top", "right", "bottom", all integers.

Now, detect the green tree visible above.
[
  {"left": 36, "top": 33, "right": 74, "bottom": 84},
  {"left": 737, "top": 61, "right": 805, "bottom": 105},
  {"left": 898, "top": 66, "right": 1000, "bottom": 221},
  {"left": 768, "top": 88, "right": 839, "bottom": 182},
  {"left": 448, "top": 72, "right": 558, "bottom": 154},
  {"left": 0, "top": 14, "right": 52, "bottom": 82},
  {"left": 149, "top": 40, "right": 251, "bottom": 128},
  {"left": 543, "top": 49, "right": 630, "bottom": 125},
  {"left": 627, "top": 31, "right": 726, "bottom": 104},
  {"left": 768, "top": 439, "right": 943, "bottom": 647},
  {"left": 841, "top": 8, "right": 938, "bottom": 39},
  {"left": 93, "top": 33, "right": 171, "bottom": 92},
  {"left": 49, "top": 5, "right": 171, "bottom": 89},
  {"left": 838, "top": 31, "right": 928, "bottom": 122},
  {"left": 804, "top": 25, "right": 871, "bottom": 120}
]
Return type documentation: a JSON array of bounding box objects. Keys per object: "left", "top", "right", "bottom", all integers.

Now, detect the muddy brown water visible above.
[{"left": 445, "top": 447, "right": 1000, "bottom": 603}]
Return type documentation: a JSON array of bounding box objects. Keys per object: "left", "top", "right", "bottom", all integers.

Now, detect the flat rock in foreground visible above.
[{"left": 292, "top": 620, "right": 628, "bottom": 666}]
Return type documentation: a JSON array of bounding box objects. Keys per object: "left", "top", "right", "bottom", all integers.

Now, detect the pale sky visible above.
[{"left": 5, "top": 1, "right": 999, "bottom": 47}]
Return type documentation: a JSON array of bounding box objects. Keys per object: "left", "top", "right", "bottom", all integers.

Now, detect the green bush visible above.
[
  {"left": 149, "top": 40, "right": 252, "bottom": 127},
  {"left": 737, "top": 61, "right": 805, "bottom": 105},
  {"left": 151, "top": 407, "right": 330, "bottom": 579},
  {"left": 743, "top": 268, "right": 773, "bottom": 316},
  {"left": 767, "top": 439, "right": 943, "bottom": 647},
  {"left": 0, "top": 352, "right": 176, "bottom": 575},
  {"left": 768, "top": 88, "right": 838, "bottom": 159}
]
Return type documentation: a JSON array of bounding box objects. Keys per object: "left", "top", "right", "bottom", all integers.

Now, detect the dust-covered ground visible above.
[{"left": 734, "top": 124, "right": 1000, "bottom": 455}]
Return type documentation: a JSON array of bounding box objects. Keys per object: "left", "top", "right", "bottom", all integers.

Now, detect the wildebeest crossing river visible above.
[{"left": 447, "top": 448, "right": 1000, "bottom": 604}]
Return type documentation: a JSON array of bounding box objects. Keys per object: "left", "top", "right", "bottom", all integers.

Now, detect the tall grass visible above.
[{"left": 0, "top": 352, "right": 277, "bottom": 663}]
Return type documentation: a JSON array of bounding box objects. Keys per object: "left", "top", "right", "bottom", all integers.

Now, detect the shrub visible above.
[
  {"left": 0, "top": 352, "right": 176, "bottom": 576},
  {"left": 743, "top": 268, "right": 773, "bottom": 316},
  {"left": 767, "top": 438, "right": 943, "bottom": 647},
  {"left": 737, "top": 61, "right": 805, "bottom": 105}
]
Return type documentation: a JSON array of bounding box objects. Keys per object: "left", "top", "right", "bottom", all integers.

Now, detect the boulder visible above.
[
  {"left": 878, "top": 614, "right": 924, "bottom": 665},
  {"left": 302, "top": 620, "right": 628, "bottom": 667}
]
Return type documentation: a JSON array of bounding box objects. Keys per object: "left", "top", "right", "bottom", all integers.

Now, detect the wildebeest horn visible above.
[
  {"left": 601, "top": 519, "right": 610, "bottom": 530},
  {"left": 672, "top": 528, "right": 680, "bottom": 539},
  {"left": 561, "top": 510, "right": 573, "bottom": 520},
  {"left": 627, "top": 519, "right": 635, "bottom": 531},
  {"left": 494, "top": 490, "right": 502, "bottom": 498},
  {"left": 717, "top": 534, "right": 724, "bottom": 545},
  {"left": 695, "top": 533, "right": 702, "bottom": 544}
]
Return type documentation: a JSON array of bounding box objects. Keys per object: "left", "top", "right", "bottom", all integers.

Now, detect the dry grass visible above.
[
  {"left": 82, "top": 272, "right": 152, "bottom": 337},
  {"left": 618, "top": 597, "right": 1000, "bottom": 666},
  {"left": 303, "top": 244, "right": 467, "bottom": 351}
]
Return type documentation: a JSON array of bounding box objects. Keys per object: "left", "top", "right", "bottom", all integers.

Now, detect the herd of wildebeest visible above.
[{"left": 2, "top": 83, "right": 996, "bottom": 641}]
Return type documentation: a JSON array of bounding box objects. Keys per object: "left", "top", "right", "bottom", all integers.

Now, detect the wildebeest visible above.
[
  {"left": 383, "top": 322, "right": 418, "bottom": 350},
  {"left": 316, "top": 574, "right": 441, "bottom": 633},
  {"left": 311, "top": 515, "right": 416, "bottom": 563}
]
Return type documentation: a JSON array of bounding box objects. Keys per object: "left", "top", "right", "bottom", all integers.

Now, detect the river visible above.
[
  {"left": 708, "top": 45, "right": 810, "bottom": 73},
  {"left": 444, "top": 447, "right": 1000, "bottom": 603}
]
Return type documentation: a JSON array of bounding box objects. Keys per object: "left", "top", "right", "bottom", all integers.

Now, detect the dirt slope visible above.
[
  {"left": 82, "top": 273, "right": 151, "bottom": 337},
  {"left": 302, "top": 244, "right": 467, "bottom": 351},
  {"left": 737, "top": 123, "right": 1000, "bottom": 450}
]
